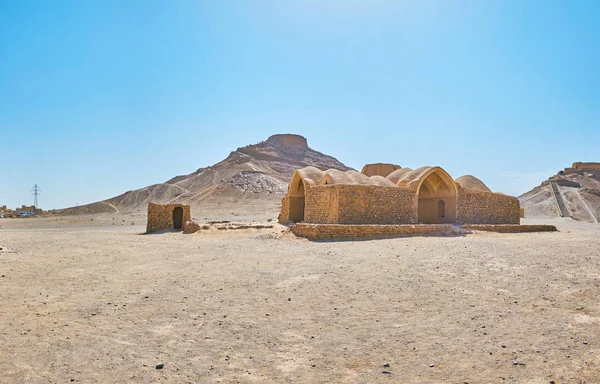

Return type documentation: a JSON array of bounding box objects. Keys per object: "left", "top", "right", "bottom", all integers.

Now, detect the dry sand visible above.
[{"left": 1, "top": 213, "right": 599, "bottom": 383}]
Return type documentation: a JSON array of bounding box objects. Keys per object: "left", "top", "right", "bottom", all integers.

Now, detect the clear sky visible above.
[{"left": 1, "top": 0, "right": 598, "bottom": 209}]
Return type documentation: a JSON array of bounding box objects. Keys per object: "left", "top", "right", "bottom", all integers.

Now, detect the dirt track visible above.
[{"left": 1, "top": 215, "right": 599, "bottom": 383}]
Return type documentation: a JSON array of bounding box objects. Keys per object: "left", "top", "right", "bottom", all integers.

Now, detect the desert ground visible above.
[{"left": 1, "top": 210, "right": 599, "bottom": 383}]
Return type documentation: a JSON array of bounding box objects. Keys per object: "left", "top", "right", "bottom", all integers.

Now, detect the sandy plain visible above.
[{"left": 1, "top": 211, "right": 599, "bottom": 383}]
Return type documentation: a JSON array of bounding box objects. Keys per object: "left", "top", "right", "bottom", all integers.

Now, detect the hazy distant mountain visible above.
[{"left": 58, "top": 134, "right": 351, "bottom": 215}]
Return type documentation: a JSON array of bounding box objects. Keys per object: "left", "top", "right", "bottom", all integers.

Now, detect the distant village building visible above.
[
  {"left": 279, "top": 163, "right": 520, "bottom": 225},
  {"left": 146, "top": 203, "right": 191, "bottom": 233}
]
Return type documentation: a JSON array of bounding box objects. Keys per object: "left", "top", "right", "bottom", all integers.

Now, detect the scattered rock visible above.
[
  {"left": 583, "top": 341, "right": 589, "bottom": 345},
  {"left": 429, "top": 364, "right": 435, "bottom": 368},
  {"left": 382, "top": 370, "right": 392, "bottom": 374},
  {"left": 183, "top": 220, "right": 201, "bottom": 234},
  {"left": 156, "top": 363, "right": 164, "bottom": 369},
  {"left": 382, "top": 363, "right": 390, "bottom": 367}
]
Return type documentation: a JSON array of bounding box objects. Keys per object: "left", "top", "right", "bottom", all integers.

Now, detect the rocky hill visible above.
[
  {"left": 60, "top": 134, "right": 351, "bottom": 214},
  {"left": 519, "top": 163, "right": 600, "bottom": 223}
]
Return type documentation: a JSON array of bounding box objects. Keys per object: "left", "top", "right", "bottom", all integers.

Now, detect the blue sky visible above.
[{"left": 1, "top": 0, "right": 598, "bottom": 209}]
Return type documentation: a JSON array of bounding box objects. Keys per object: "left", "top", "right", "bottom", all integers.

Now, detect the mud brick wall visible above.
[
  {"left": 146, "top": 203, "right": 191, "bottom": 233},
  {"left": 279, "top": 196, "right": 290, "bottom": 223},
  {"left": 304, "top": 186, "right": 338, "bottom": 223},
  {"left": 335, "top": 185, "right": 418, "bottom": 224},
  {"left": 456, "top": 187, "right": 520, "bottom": 224},
  {"left": 292, "top": 223, "right": 453, "bottom": 240}
]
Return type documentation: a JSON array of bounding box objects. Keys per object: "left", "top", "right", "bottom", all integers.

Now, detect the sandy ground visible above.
[{"left": 1, "top": 213, "right": 600, "bottom": 383}]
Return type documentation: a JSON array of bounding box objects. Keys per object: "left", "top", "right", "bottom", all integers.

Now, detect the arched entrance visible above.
[
  {"left": 289, "top": 177, "right": 306, "bottom": 222},
  {"left": 172, "top": 207, "right": 183, "bottom": 230},
  {"left": 417, "top": 169, "right": 457, "bottom": 224}
]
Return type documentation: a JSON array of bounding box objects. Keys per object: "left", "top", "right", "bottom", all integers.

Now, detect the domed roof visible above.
[
  {"left": 369, "top": 175, "right": 397, "bottom": 187},
  {"left": 295, "top": 166, "right": 325, "bottom": 186},
  {"left": 313, "top": 169, "right": 396, "bottom": 187},
  {"left": 455, "top": 175, "right": 492, "bottom": 193},
  {"left": 386, "top": 168, "right": 414, "bottom": 185}
]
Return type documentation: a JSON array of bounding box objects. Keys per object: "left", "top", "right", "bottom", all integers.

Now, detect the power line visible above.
[{"left": 31, "top": 184, "right": 41, "bottom": 212}]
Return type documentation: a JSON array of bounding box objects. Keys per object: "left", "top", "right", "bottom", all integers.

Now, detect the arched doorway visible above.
[
  {"left": 437, "top": 200, "right": 446, "bottom": 219},
  {"left": 172, "top": 207, "right": 183, "bottom": 230},
  {"left": 289, "top": 178, "right": 306, "bottom": 222},
  {"left": 417, "top": 170, "right": 457, "bottom": 224}
]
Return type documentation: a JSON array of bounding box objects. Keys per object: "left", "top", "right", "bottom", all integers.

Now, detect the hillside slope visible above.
[
  {"left": 519, "top": 163, "right": 600, "bottom": 223},
  {"left": 60, "top": 134, "right": 351, "bottom": 214}
]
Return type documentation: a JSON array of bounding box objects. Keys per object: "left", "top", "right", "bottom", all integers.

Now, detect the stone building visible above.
[
  {"left": 279, "top": 163, "right": 520, "bottom": 225},
  {"left": 571, "top": 162, "right": 600, "bottom": 172},
  {"left": 146, "top": 203, "right": 191, "bottom": 233}
]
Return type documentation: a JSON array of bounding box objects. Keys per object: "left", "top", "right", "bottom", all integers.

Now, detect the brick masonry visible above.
[
  {"left": 279, "top": 168, "right": 522, "bottom": 226},
  {"left": 336, "top": 185, "right": 417, "bottom": 224},
  {"left": 456, "top": 187, "right": 520, "bottom": 225},
  {"left": 292, "top": 223, "right": 455, "bottom": 240},
  {"left": 292, "top": 223, "right": 557, "bottom": 240},
  {"left": 305, "top": 186, "right": 338, "bottom": 223},
  {"left": 463, "top": 224, "right": 557, "bottom": 233},
  {"left": 146, "top": 203, "right": 191, "bottom": 233}
]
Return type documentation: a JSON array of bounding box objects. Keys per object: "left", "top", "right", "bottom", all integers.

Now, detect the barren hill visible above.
[
  {"left": 519, "top": 162, "right": 600, "bottom": 223},
  {"left": 60, "top": 134, "right": 351, "bottom": 214}
]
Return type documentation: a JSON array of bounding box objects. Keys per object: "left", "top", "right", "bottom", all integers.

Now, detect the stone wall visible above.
[
  {"left": 146, "top": 203, "right": 191, "bottom": 233},
  {"left": 573, "top": 162, "right": 600, "bottom": 171},
  {"left": 292, "top": 223, "right": 557, "bottom": 240},
  {"left": 463, "top": 224, "right": 557, "bottom": 233},
  {"left": 304, "top": 186, "right": 338, "bottom": 223},
  {"left": 336, "top": 185, "right": 418, "bottom": 224},
  {"left": 292, "top": 223, "right": 454, "bottom": 240},
  {"left": 279, "top": 196, "right": 291, "bottom": 222},
  {"left": 456, "top": 187, "right": 520, "bottom": 224},
  {"left": 279, "top": 176, "right": 521, "bottom": 226}
]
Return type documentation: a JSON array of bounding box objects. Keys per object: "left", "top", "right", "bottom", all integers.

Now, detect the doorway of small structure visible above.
[
  {"left": 437, "top": 200, "right": 445, "bottom": 219},
  {"left": 289, "top": 179, "right": 305, "bottom": 222},
  {"left": 417, "top": 170, "right": 457, "bottom": 224},
  {"left": 173, "top": 207, "right": 183, "bottom": 230}
]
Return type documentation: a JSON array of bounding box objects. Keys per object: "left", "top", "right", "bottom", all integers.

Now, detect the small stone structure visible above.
[
  {"left": 572, "top": 162, "right": 600, "bottom": 171},
  {"left": 146, "top": 203, "right": 191, "bottom": 233},
  {"left": 280, "top": 163, "right": 521, "bottom": 226}
]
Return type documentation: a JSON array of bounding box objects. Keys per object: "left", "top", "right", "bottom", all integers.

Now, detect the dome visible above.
[
  {"left": 386, "top": 168, "right": 414, "bottom": 185},
  {"left": 455, "top": 175, "right": 492, "bottom": 193},
  {"left": 296, "top": 166, "right": 325, "bottom": 186}
]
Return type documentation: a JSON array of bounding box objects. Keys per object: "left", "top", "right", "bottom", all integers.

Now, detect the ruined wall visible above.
[
  {"left": 146, "top": 203, "right": 191, "bottom": 233},
  {"left": 336, "top": 185, "right": 417, "bottom": 224},
  {"left": 573, "top": 162, "right": 600, "bottom": 171},
  {"left": 304, "top": 186, "right": 338, "bottom": 223},
  {"left": 456, "top": 187, "right": 520, "bottom": 224}
]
